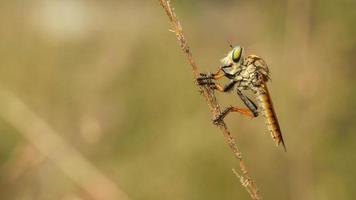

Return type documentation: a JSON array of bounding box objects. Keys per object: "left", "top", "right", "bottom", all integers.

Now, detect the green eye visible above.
[{"left": 232, "top": 46, "right": 243, "bottom": 63}]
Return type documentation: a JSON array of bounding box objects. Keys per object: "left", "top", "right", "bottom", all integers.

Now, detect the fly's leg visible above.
[
  {"left": 196, "top": 68, "right": 225, "bottom": 85},
  {"left": 197, "top": 68, "right": 256, "bottom": 124},
  {"left": 205, "top": 80, "right": 237, "bottom": 93},
  {"left": 213, "top": 90, "right": 260, "bottom": 124},
  {"left": 221, "top": 81, "right": 237, "bottom": 92},
  {"left": 213, "top": 106, "right": 256, "bottom": 125},
  {"left": 237, "top": 90, "right": 259, "bottom": 117},
  {"left": 197, "top": 68, "right": 237, "bottom": 93},
  {"left": 198, "top": 81, "right": 254, "bottom": 124}
]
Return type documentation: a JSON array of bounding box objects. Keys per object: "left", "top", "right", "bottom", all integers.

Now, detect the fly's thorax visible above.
[
  {"left": 221, "top": 51, "right": 270, "bottom": 93},
  {"left": 240, "top": 64, "right": 257, "bottom": 79},
  {"left": 245, "top": 55, "right": 270, "bottom": 79},
  {"left": 235, "top": 62, "right": 259, "bottom": 90},
  {"left": 235, "top": 55, "right": 270, "bottom": 91}
]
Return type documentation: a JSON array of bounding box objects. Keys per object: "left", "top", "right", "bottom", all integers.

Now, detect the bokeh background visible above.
[{"left": 0, "top": 0, "right": 355, "bottom": 199}]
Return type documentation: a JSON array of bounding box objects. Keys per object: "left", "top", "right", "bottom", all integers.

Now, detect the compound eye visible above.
[{"left": 232, "top": 46, "right": 243, "bottom": 63}]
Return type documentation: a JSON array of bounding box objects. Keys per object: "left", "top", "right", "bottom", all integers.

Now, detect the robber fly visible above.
[{"left": 197, "top": 45, "right": 286, "bottom": 150}]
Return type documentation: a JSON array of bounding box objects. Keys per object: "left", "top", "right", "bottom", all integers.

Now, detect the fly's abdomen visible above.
[{"left": 256, "top": 83, "right": 286, "bottom": 150}]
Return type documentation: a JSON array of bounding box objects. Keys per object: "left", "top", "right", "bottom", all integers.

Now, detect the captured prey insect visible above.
[{"left": 197, "top": 45, "right": 286, "bottom": 150}]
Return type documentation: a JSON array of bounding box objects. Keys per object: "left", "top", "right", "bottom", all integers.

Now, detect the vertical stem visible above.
[{"left": 158, "top": 1, "right": 262, "bottom": 199}]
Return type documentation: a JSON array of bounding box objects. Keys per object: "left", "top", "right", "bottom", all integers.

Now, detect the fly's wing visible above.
[
  {"left": 256, "top": 82, "right": 286, "bottom": 151},
  {"left": 246, "top": 55, "right": 285, "bottom": 150}
]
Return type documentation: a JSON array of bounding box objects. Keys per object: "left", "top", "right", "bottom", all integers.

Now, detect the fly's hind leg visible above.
[
  {"left": 212, "top": 89, "right": 260, "bottom": 124},
  {"left": 213, "top": 106, "right": 256, "bottom": 125},
  {"left": 237, "top": 90, "right": 259, "bottom": 117}
]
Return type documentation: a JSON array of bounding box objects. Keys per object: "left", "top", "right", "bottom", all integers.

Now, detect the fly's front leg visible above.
[
  {"left": 196, "top": 68, "right": 225, "bottom": 86},
  {"left": 198, "top": 80, "right": 237, "bottom": 93},
  {"left": 197, "top": 69, "right": 238, "bottom": 93}
]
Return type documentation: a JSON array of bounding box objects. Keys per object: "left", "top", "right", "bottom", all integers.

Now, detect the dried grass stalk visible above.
[{"left": 158, "top": 1, "right": 262, "bottom": 199}]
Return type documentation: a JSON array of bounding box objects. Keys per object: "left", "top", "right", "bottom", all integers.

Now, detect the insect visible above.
[{"left": 197, "top": 45, "right": 286, "bottom": 151}]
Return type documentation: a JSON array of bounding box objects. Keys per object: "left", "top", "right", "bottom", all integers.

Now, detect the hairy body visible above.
[{"left": 198, "top": 46, "right": 286, "bottom": 150}]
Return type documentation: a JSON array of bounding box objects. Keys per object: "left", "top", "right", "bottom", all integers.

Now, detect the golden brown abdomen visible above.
[{"left": 256, "top": 83, "right": 286, "bottom": 151}]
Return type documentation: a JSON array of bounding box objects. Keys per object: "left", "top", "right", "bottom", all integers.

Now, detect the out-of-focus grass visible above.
[{"left": 0, "top": 0, "right": 355, "bottom": 200}]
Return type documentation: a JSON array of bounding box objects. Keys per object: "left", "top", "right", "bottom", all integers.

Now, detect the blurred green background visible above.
[{"left": 0, "top": 0, "right": 355, "bottom": 199}]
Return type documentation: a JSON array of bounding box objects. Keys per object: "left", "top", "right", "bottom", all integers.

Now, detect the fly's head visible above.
[{"left": 220, "top": 46, "right": 244, "bottom": 78}]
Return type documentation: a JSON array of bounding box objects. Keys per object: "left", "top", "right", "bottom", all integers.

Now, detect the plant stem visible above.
[{"left": 158, "top": 1, "right": 262, "bottom": 199}]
